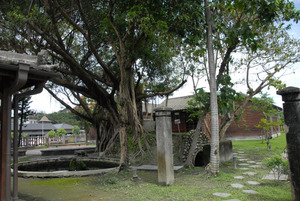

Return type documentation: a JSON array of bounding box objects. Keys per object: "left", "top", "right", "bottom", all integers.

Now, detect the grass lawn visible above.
[{"left": 17, "top": 134, "right": 292, "bottom": 201}]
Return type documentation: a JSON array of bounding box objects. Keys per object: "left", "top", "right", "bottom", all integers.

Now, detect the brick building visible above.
[{"left": 157, "top": 96, "right": 282, "bottom": 140}]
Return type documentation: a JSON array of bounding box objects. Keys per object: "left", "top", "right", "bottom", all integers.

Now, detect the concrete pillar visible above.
[
  {"left": 277, "top": 87, "right": 300, "bottom": 201},
  {"left": 154, "top": 107, "right": 174, "bottom": 186}
]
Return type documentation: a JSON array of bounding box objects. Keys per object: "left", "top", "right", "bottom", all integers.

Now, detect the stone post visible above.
[
  {"left": 277, "top": 87, "right": 300, "bottom": 201},
  {"left": 154, "top": 107, "right": 174, "bottom": 186}
]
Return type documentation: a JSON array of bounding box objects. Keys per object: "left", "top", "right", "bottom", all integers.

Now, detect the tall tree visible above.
[
  {"left": 205, "top": 0, "right": 220, "bottom": 176},
  {"left": 184, "top": 0, "right": 299, "bottom": 173},
  {"left": 18, "top": 96, "right": 33, "bottom": 146},
  {"left": 0, "top": 0, "right": 203, "bottom": 169}
]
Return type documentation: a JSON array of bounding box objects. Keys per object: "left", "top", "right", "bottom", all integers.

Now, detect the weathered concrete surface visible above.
[
  {"left": 135, "top": 165, "right": 183, "bottom": 172},
  {"left": 277, "top": 87, "right": 300, "bottom": 200},
  {"left": 154, "top": 107, "right": 174, "bottom": 186}
]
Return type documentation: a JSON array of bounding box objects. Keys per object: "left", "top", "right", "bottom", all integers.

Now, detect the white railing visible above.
[{"left": 19, "top": 134, "right": 86, "bottom": 147}]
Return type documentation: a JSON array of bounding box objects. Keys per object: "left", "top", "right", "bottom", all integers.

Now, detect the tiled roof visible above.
[
  {"left": 158, "top": 96, "right": 193, "bottom": 110},
  {"left": 12, "top": 123, "right": 56, "bottom": 131},
  {"left": 53, "top": 123, "right": 73, "bottom": 130}
]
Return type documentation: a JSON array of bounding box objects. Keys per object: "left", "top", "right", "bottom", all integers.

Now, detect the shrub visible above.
[
  {"left": 72, "top": 126, "right": 80, "bottom": 135},
  {"left": 57, "top": 128, "right": 67, "bottom": 136},
  {"left": 47, "top": 130, "right": 56, "bottom": 137},
  {"left": 264, "top": 155, "right": 289, "bottom": 180}
]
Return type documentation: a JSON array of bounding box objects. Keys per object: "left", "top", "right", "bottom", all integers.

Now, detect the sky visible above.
[{"left": 30, "top": 1, "right": 300, "bottom": 113}]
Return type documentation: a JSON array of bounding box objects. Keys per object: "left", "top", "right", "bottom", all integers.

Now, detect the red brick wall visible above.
[{"left": 226, "top": 102, "right": 269, "bottom": 137}]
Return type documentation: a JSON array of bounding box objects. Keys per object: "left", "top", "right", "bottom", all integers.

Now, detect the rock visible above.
[
  {"left": 243, "top": 172, "right": 257, "bottom": 176},
  {"left": 213, "top": 192, "right": 231, "bottom": 197},
  {"left": 234, "top": 176, "right": 244, "bottom": 179},
  {"left": 231, "top": 183, "right": 244, "bottom": 188},
  {"left": 247, "top": 181, "right": 260, "bottom": 185}
]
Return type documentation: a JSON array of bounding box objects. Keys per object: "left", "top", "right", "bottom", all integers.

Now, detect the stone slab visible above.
[
  {"left": 247, "top": 181, "right": 260, "bottom": 185},
  {"left": 239, "top": 168, "right": 249, "bottom": 170},
  {"left": 231, "top": 183, "right": 244, "bottom": 188},
  {"left": 249, "top": 165, "right": 260, "bottom": 168},
  {"left": 239, "top": 163, "right": 249, "bottom": 166},
  {"left": 243, "top": 190, "right": 258, "bottom": 194},
  {"left": 234, "top": 176, "right": 244, "bottom": 179},
  {"left": 247, "top": 161, "right": 256, "bottom": 164},
  {"left": 262, "top": 173, "right": 288, "bottom": 181},
  {"left": 213, "top": 192, "right": 231, "bottom": 197},
  {"left": 135, "top": 165, "right": 184, "bottom": 172},
  {"left": 238, "top": 158, "right": 247, "bottom": 161},
  {"left": 243, "top": 172, "right": 257, "bottom": 176}
]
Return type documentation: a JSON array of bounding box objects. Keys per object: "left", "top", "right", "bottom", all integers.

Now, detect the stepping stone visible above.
[
  {"left": 213, "top": 192, "right": 231, "bottom": 197},
  {"left": 256, "top": 162, "right": 262, "bottom": 165},
  {"left": 262, "top": 173, "right": 288, "bottom": 181},
  {"left": 249, "top": 165, "right": 260, "bottom": 168},
  {"left": 224, "top": 199, "right": 241, "bottom": 201},
  {"left": 234, "top": 176, "right": 244, "bottom": 179},
  {"left": 238, "top": 158, "right": 248, "bottom": 161},
  {"left": 247, "top": 181, "right": 260, "bottom": 185},
  {"left": 243, "top": 190, "right": 258, "bottom": 194},
  {"left": 231, "top": 183, "right": 244, "bottom": 188},
  {"left": 238, "top": 151, "right": 244, "bottom": 154},
  {"left": 236, "top": 156, "right": 244, "bottom": 159},
  {"left": 247, "top": 161, "right": 256, "bottom": 164},
  {"left": 239, "top": 163, "right": 249, "bottom": 166},
  {"left": 239, "top": 168, "right": 249, "bottom": 170},
  {"left": 243, "top": 172, "right": 257, "bottom": 176}
]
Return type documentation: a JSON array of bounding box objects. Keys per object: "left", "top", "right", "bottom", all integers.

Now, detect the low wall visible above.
[
  {"left": 41, "top": 146, "right": 96, "bottom": 156},
  {"left": 147, "top": 132, "right": 232, "bottom": 166},
  {"left": 193, "top": 141, "right": 233, "bottom": 166}
]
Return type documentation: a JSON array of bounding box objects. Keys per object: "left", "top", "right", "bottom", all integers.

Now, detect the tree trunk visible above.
[
  {"left": 205, "top": 0, "right": 219, "bottom": 176},
  {"left": 119, "top": 64, "right": 134, "bottom": 170},
  {"left": 184, "top": 113, "right": 206, "bottom": 168}
]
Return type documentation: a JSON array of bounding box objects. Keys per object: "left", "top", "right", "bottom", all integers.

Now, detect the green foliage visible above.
[
  {"left": 264, "top": 155, "right": 289, "bottom": 180},
  {"left": 187, "top": 88, "right": 210, "bottom": 119},
  {"left": 69, "top": 158, "right": 87, "bottom": 171},
  {"left": 37, "top": 111, "right": 82, "bottom": 126},
  {"left": 103, "top": 177, "right": 119, "bottom": 185},
  {"left": 57, "top": 128, "right": 67, "bottom": 136},
  {"left": 252, "top": 94, "right": 284, "bottom": 132},
  {"left": 188, "top": 76, "right": 241, "bottom": 118},
  {"left": 47, "top": 130, "right": 56, "bottom": 137},
  {"left": 22, "top": 133, "right": 28, "bottom": 138},
  {"left": 72, "top": 126, "right": 80, "bottom": 135}
]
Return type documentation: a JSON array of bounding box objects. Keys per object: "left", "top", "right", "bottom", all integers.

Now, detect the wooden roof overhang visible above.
[{"left": 0, "top": 50, "right": 57, "bottom": 201}]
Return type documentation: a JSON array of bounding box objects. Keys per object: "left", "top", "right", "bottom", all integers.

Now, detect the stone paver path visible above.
[{"left": 214, "top": 149, "right": 270, "bottom": 200}]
